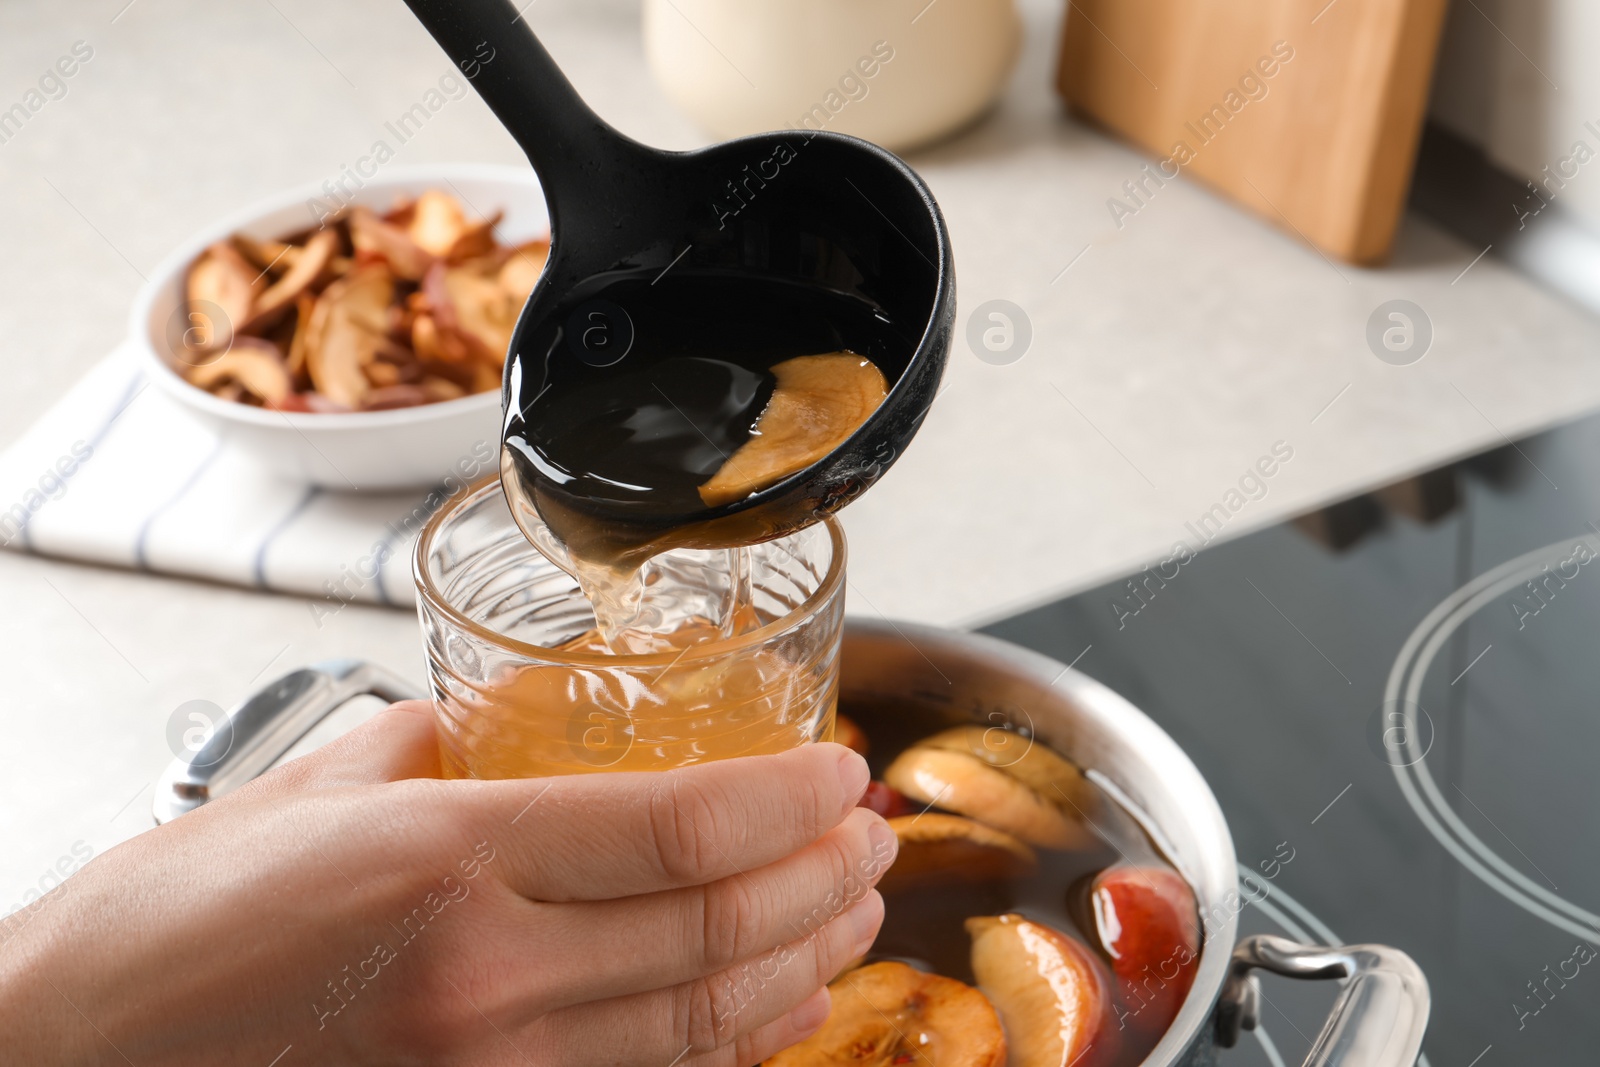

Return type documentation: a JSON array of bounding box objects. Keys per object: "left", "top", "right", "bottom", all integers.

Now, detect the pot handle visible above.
[
  {"left": 1216, "top": 935, "right": 1429, "bottom": 1067},
  {"left": 152, "top": 660, "right": 424, "bottom": 824}
]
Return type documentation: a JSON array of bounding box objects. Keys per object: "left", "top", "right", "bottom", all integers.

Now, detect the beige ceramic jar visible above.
[{"left": 642, "top": 0, "right": 1021, "bottom": 153}]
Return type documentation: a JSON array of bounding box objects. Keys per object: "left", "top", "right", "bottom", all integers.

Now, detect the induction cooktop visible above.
[{"left": 983, "top": 411, "right": 1600, "bottom": 1067}]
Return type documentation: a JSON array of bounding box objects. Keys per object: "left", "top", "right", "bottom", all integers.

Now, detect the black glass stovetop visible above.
[{"left": 982, "top": 412, "right": 1600, "bottom": 1067}]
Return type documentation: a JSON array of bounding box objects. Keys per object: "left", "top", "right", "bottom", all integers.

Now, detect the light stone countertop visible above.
[{"left": 3, "top": 0, "right": 1599, "bottom": 896}]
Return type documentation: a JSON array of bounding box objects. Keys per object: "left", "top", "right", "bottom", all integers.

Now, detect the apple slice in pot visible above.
[
  {"left": 879, "top": 813, "right": 1036, "bottom": 894},
  {"left": 764, "top": 960, "right": 1006, "bottom": 1066},
  {"left": 926, "top": 726, "right": 1097, "bottom": 818},
  {"left": 967, "top": 914, "right": 1116, "bottom": 1067},
  {"left": 884, "top": 737, "right": 1095, "bottom": 850}
]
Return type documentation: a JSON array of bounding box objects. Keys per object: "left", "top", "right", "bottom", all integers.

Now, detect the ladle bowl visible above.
[{"left": 404, "top": 0, "right": 954, "bottom": 561}]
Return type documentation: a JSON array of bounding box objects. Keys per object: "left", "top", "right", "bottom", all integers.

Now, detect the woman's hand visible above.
[{"left": 0, "top": 702, "right": 894, "bottom": 1066}]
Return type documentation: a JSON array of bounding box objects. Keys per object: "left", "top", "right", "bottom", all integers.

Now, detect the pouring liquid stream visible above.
[{"left": 501, "top": 270, "right": 899, "bottom": 654}]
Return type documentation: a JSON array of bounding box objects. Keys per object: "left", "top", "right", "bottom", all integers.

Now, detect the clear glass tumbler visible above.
[{"left": 414, "top": 479, "right": 846, "bottom": 779}]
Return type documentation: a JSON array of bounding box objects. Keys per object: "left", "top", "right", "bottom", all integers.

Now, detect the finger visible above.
[
  {"left": 537, "top": 890, "right": 882, "bottom": 1067},
  {"left": 526, "top": 806, "right": 897, "bottom": 1008},
  {"left": 231, "top": 701, "right": 441, "bottom": 801},
  {"left": 468, "top": 742, "right": 871, "bottom": 900},
  {"left": 682, "top": 987, "right": 832, "bottom": 1067}
]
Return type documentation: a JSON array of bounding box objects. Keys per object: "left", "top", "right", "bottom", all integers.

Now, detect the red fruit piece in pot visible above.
[
  {"left": 858, "top": 780, "right": 916, "bottom": 819},
  {"left": 1090, "top": 866, "right": 1201, "bottom": 1037}
]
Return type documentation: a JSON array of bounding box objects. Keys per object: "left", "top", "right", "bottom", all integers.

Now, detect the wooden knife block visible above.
[{"left": 1058, "top": 0, "right": 1450, "bottom": 265}]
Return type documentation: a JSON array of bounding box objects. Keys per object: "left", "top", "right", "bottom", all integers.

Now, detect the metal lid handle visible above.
[{"left": 1218, "top": 934, "right": 1430, "bottom": 1067}]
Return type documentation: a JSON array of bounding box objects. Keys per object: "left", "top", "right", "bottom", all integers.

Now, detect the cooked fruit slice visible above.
[
  {"left": 967, "top": 915, "right": 1113, "bottom": 1067},
  {"left": 918, "top": 726, "right": 1098, "bottom": 817},
  {"left": 304, "top": 265, "right": 394, "bottom": 408},
  {"left": 247, "top": 227, "right": 339, "bottom": 330},
  {"left": 1090, "top": 866, "right": 1200, "bottom": 1036},
  {"left": 834, "top": 714, "right": 868, "bottom": 756},
  {"left": 879, "top": 813, "right": 1036, "bottom": 894},
  {"left": 698, "top": 353, "right": 888, "bottom": 507},
  {"left": 184, "top": 241, "right": 263, "bottom": 354},
  {"left": 186, "top": 338, "right": 292, "bottom": 406},
  {"left": 884, "top": 747, "right": 1092, "bottom": 850},
  {"left": 764, "top": 961, "right": 1006, "bottom": 1067}
]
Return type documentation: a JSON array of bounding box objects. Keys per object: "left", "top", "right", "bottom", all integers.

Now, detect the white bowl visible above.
[{"left": 130, "top": 164, "right": 547, "bottom": 491}]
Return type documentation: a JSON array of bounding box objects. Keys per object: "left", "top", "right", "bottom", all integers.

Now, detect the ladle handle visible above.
[{"left": 401, "top": 0, "right": 647, "bottom": 224}]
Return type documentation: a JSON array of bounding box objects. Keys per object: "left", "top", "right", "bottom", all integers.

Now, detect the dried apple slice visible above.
[
  {"left": 185, "top": 337, "right": 292, "bottom": 406},
  {"left": 445, "top": 265, "right": 518, "bottom": 361},
  {"left": 415, "top": 265, "right": 470, "bottom": 363},
  {"left": 410, "top": 311, "right": 450, "bottom": 363},
  {"left": 498, "top": 239, "right": 550, "bottom": 302},
  {"left": 967, "top": 915, "right": 1115, "bottom": 1067},
  {"left": 445, "top": 210, "right": 504, "bottom": 263},
  {"left": 361, "top": 384, "right": 432, "bottom": 411},
  {"left": 184, "top": 241, "right": 263, "bottom": 355},
  {"left": 880, "top": 813, "right": 1037, "bottom": 894},
  {"left": 764, "top": 961, "right": 1006, "bottom": 1067},
  {"left": 364, "top": 359, "right": 404, "bottom": 387},
  {"left": 304, "top": 265, "right": 394, "bottom": 408},
  {"left": 469, "top": 361, "right": 501, "bottom": 394},
  {"left": 919, "top": 727, "right": 1099, "bottom": 823},
  {"left": 286, "top": 291, "right": 318, "bottom": 382},
  {"left": 380, "top": 196, "right": 418, "bottom": 228},
  {"left": 406, "top": 189, "right": 470, "bottom": 257},
  {"left": 698, "top": 353, "right": 888, "bottom": 508},
  {"left": 229, "top": 233, "right": 293, "bottom": 273},
  {"left": 350, "top": 206, "right": 434, "bottom": 281},
  {"left": 419, "top": 376, "right": 466, "bottom": 402},
  {"left": 884, "top": 745, "right": 1093, "bottom": 850},
  {"left": 247, "top": 228, "right": 339, "bottom": 331}
]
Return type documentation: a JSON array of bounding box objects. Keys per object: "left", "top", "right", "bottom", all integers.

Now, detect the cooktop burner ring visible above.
[{"left": 1385, "top": 531, "right": 1600, "bottom": 944}]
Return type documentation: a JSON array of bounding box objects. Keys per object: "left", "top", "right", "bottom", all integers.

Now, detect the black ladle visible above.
[{"left": 404, "top": 0, "right": 955, "bottom": 565}]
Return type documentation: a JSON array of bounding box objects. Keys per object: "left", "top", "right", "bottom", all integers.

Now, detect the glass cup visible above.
[{"left": 414, "top": 479, "right": 846, "bottom": 779}]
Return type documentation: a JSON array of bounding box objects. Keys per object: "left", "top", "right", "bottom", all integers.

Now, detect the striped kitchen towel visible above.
[{"left": 0, "top": 342, "right": 474, "bottom": 612}]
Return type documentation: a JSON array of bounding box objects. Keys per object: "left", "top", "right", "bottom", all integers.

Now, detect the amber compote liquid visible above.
[
  {"left": 423, "top": 483, "right": 849, "bottom": 779},
  {"left": 436, "top": 609, "right": 839, "bottom": 778}
]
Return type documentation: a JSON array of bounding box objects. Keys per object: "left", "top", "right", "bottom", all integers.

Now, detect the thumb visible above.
[{"left": 230, "top": 700, "right": 443, "bottom": 800}]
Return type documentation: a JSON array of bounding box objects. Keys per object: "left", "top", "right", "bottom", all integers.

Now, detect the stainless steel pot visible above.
[{"left": 153, "top": 620, "right": 1428, "bottom": 1067}]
